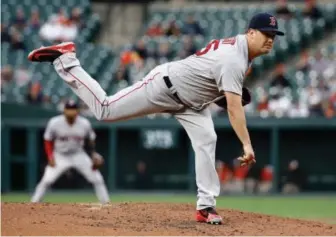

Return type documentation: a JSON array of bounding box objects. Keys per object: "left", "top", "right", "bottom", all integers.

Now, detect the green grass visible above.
[{"left": 2, "top": 193, "right": 336, "bottom": 221}]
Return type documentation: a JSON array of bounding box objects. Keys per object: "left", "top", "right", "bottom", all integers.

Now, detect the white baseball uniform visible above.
[
  {"left": 52, "top": 34, "right": 249, "bottom": 210},
  {"left": 31, "top": 115, "right": 110, "bottom": 204}
]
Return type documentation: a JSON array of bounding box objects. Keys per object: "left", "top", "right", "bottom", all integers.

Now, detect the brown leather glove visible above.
[{"left": 91, "top": 152, "right": 104, "bottom": 170}]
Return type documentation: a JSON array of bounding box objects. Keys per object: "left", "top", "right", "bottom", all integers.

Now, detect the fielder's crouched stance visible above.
[
  {"left": 31, "top": 100, "right": 110, "bottom": 204},
  {"left": 28, "top": 13, "right": 284, "bottom": 224}
]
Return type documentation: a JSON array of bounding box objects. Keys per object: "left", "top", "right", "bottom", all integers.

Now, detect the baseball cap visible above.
[
  {"left": 248, "top": 13, "right": 285, "bottom": 36},
  {"left": 64, "top": 99, "right": 79, "bottom": 109}
]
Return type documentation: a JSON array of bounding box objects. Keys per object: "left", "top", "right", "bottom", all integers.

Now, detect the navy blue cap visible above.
[
  {"left": 64, "top": 99, "right": 79, "bottom": 109},
  {"left": 248, "top": 13, "right": 285, "bottom": 36}
]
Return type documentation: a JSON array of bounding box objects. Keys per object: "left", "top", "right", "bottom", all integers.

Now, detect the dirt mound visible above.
[{"left": 2, "top": 202, "right": 336, "bottom": 236}]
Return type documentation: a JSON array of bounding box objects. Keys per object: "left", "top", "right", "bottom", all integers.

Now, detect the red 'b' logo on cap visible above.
[{"left": 270, "top": 16, "right": 276, "bottom": 26}]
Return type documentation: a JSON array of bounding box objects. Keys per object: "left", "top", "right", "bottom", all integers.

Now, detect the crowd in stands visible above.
[
  {"left": 0, "top": 64, "right": 51, "bottom": 105},
  {"left": 216, "top": 159, "right": 307, "bottom": 195},
  {"left": 252, "top": 50, "right": 336, "bottom": 118},
  {"left": 1, "top": 6, "right": 84, "bottom": 49},
  {"left": 1, "top": 0, "right": 335, "bottom": 119},
  {"left": 111, "top": 0, "right": 335, "bottom": 119},
  {"left": 39, "top": 7, "right": 84, "bottom": 42},
  {"left": 1, "top": 6, "right": 84, "bottom": 106},
  {"left": 114, "top": 14, "right": 203, "bottom": 93},
  {"left": 276, "top": 0, "right": 322, "bottom": 20}
]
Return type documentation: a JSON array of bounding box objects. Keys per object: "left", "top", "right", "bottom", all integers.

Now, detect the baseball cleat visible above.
[
  {"left": 196, "top": 207, "right": 223, "bottom": 225},
  {"left": 28, "top": 42, "right": 75, "bottom": 62}
]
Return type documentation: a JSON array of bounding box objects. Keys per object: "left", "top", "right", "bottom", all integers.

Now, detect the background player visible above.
[
  {"left": 28, "top": 13, "right": 284, "bottom": 224},
  {"left": 31, "top": 100, "right": 110, "bottom": 204}
]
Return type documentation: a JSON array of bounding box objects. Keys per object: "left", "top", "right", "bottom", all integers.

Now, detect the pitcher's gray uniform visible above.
[
  {"left": 29, "top": 12, "right": 286, "bottom": 224},
  {"left": 31, "top": 115, "right": 110, "bottom": 204},
  {"left": 51, "top": 34, "right": 249, "bottom": 209}
]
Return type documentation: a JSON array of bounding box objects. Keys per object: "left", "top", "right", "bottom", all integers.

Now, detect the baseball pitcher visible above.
[
  {"left": 31, "top": 100, "right": 110, "bottom": 204},
  {"left": 28, "top": 13, "right": 284, "bottom": 224}
]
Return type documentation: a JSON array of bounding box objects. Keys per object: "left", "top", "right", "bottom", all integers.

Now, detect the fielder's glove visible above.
[
  {"left": 92, "top": 152, "right": 104, "bottom": 170},
  {"left": 215, "top": 87, "right": 252, "bottom": 109}
]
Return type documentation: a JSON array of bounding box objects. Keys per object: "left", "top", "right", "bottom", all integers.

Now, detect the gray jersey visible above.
[
  {"left": 168, "top": 34, "right": 251, "bottom": 110},
  {"left": 44, "top": 115, "right": 96, "bottom": 154}
]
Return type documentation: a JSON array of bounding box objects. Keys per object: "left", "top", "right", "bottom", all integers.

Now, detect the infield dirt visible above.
[{"left": 2, "top": 202, "right": 336, "bottom": 236}]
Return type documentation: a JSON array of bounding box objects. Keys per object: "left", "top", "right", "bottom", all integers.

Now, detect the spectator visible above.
[
  {"left": 282, "top": 160, "right": 306, "bottom": 194},
  {"left": 303, "top": 0, "right": 322, "bottom": 20},
  {"left": 268, "top": 88, "right": 292, "bottom": 117},
  {"left": 120, "top": 48, "right": 140, "bottom": 66},
  {"left": 182, "top": 14, "right": 203, "bottom": 36},
  {"left": 296, "top": 50, "right": 310, "bottom": 73},
  {"left": 1, "top": 65, "right": 14, "bottom": 91},
  {"left": 60, "top": 20, "right": 78, "bottom": 42},
  {"left": 26, "top": 81, "right": 47, "bottom": 104},
  {"left": 275, "top": 0, "right": 293, "bottom": 19},
  {"left": 1, "top": 24, "right": 11, "bottom": 43},
  {"left": 306, "top": 85, "right": 324, "bottom": 117},
  {"left": 164, "top": 20, "right": 181, "bottom": 37},
  {"left": 134, "top": 160, "right": 152, "bottom": 190},
  {"left": 178, "top": 35, "right": 197, "bottom": 59},
  {"left": 10, "top": 32, "right": 26, "bottom": 51},
  {"left": 259, "top": 165, "right": 273, "bottom": 194},
  {"left": 129, "top": 59, "right": 147, "bottom": 84},
  {"left": 69, "top": 7, "right": 85, "bottom": 29},
  {"left": 114, "top": 65, "right": 130, "bottom": 84},
  {"left": 14, "top": 66, "right": 31, "bottom": 87},
  {"left": 324, "top": 90, "right": 336, "bottom": 118},
  {"left": 11, "top": 7, "right": 26, "bottom": 31},
  {"left": 55, "top": 8, "right": 68, "bottom": 25},
  {"left": 29, "top": 8, "right": 41, "bottom": 31},
  {"left": 39, "top": 9, "right": 78, "bottom": 42},
  {"left": 310, "top": 50, "right": 332, "bottom": 75},
  {"left": 257, "top": 93, "right": 269, "bottom": 117},
  {"left": 39, "top": 16, "right": 63, "bottom": 42},
  {"left": 270, "top": 63, "right": 291, "bottom": 89},
  {"left": 146, "top": 21, "right": 164, "bottom": 37},
  {"left": 133, "top": 39, "right": 148, "bottom": 60},
  {"left": 288, "top": 99, "right": 309, "bottom": 118},
  {"left": 155, "top": 41, "right": 173, "bottom": 61}
]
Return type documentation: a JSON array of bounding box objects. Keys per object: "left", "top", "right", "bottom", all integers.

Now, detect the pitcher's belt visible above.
[{"left": 163, "top": 76, "right": 184, "bottom": 105}]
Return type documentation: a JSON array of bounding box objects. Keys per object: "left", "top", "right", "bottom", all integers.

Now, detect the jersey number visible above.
[{"left": 195, "top": 37, "right": 236, "bottom": 56}]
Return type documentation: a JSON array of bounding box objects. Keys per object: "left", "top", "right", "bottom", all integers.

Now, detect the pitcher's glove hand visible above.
[
  {"left": 215, "top": 87, "right": 252, "bottom": 109},
  {"left": 92, "top": 152, "right": 104, "bottom": 170}
]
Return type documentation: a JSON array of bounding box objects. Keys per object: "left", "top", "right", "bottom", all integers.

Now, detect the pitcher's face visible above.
[{"left": 249, "top": 29, "right": 276, "bottom": 55}]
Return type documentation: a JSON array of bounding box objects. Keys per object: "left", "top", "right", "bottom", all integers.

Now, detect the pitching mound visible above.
[{"left": 2, "top": 202, "right": 336, "bottom": 236}]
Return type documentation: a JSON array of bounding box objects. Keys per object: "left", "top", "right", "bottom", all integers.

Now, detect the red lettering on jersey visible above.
[
  {"left": 195, "top": 39, "right": 220, "bottom": 56},
  {"left": 195, "top": 37, "right": 236, "bottom": 56}
]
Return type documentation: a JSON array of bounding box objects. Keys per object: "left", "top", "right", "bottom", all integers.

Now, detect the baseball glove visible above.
[
  {"left": 92, "top": 152, "right": 104, "bottom": 170},
  {"left": 215, "top": 87, "right": 252, "bottom": 109}
]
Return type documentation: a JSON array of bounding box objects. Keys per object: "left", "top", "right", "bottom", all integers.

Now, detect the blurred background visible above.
[{"left": 1, "top": 0, "right": 336, "bottom": 202}]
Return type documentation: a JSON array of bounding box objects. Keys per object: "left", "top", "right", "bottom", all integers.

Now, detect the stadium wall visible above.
[{"left": 2, "top": 111, "right": 336, "bottom": 193}]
